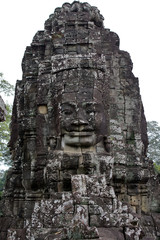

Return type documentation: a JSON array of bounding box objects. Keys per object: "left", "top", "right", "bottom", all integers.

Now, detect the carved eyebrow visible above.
[
  {"left": 61, "top": 102, "right": 102, "bottom": 108},
  {"left": 61, "top": 102, "right": 76, "bottom": 107},
  {"left": 83, "top": 102, "right": 101, "bottom": 107}
]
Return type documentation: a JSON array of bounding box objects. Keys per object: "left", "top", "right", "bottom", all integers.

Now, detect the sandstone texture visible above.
[{"left": 0, "top": 1, "right": 160, "bottom": 239}]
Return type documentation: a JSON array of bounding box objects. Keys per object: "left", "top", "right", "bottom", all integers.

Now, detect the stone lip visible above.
[{"left": 66, "top": 131, "right": 94, "bottom": 137}]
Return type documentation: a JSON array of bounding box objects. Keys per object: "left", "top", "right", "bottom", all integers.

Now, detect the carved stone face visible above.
[{"left": 60, "top": 89, "right": 106, "bottom": 148}]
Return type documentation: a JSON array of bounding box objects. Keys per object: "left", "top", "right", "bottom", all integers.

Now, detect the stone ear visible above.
[{"left": 103, "top": 135, "right": 112, "bottom": 154}]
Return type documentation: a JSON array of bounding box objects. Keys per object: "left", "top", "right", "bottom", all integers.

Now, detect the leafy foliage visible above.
[
  {"left": 0, "top": 73, "right": 14, "bottom": 167},
  {"left": 0, "top": 73, "right": 14, "bottom": 96},
  {"left": 154, "top": 163, "right": 160, "bottom": 174},
  {"left": 147, "top": 121, "right": 160, "bottom": 173},
  {"left": 0, "top": 73, "right": 14, "bottom": 200},
  {"left": 0, "top": 104, "right": 12, "bottom": 166}
]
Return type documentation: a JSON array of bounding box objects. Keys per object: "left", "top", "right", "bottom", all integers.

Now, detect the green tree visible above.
[
  {"left": 0, "top": 104, "right": 12, "bottom": 166},
  {"left": 147, "top": 121, "right": 160, "bottom": 173},
  {"left": 0, "top": 73, "right": 14, "bottom": 199},
  {"left": 0, "top": 73, "right": 14, "bottom": 96},
  {"left": 0, "top": 73, "right": 14, "bottom": 167}
]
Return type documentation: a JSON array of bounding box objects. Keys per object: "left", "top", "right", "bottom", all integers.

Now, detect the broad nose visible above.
[
  {"left": 72, "top": 109, "right": 88, "bottom": 126},
  {"left": 72, "top": 119, "right": 88, "bottom": 126}
]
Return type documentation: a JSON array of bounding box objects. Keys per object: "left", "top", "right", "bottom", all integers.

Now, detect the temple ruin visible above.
[{"left": 0, "top": 1, "right": 160, "bottom": 239}]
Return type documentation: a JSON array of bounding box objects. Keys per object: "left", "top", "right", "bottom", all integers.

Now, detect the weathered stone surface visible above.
[{"left": 0, "top": 1, "right": 160, "bottom": 239}]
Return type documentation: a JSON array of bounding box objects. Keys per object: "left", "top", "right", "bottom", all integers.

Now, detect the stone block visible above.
[
  {"left": 90, "top": 214, "right": 101, "bottom": 227},
  {"left": 71, "top": 174, "right": 87, "bottom": 197},
  {"left": 61, "top": 154, "right": 79, "bottom": 170},
  {"left": 89, "top": 204, "right": 102, "bottom": 215},
  {"left": 141, "top": 195, "right": 149, "bottom": 213},
  {"left": 38, "top": 105, "right": 48, "bottom": 114},
  {"left": 129, "top": 195, "right": 140, "bottom": 206},
  {"left": 98, "top": 227, "right": 125, "bottom": 240}
]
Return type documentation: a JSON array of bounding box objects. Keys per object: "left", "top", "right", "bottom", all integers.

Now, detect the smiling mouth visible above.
[{"left": 67, "top": 131, "right": 94, "bottom": 137}]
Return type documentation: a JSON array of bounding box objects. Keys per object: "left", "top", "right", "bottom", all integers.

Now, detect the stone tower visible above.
[{"left": 0, "top": 1, "right": 160, "bottom": 239}]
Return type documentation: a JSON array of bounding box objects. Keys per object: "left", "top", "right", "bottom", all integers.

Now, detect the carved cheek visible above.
[
  {"left": 95, "top": 112, "right": 104, "bottom": 132},
  {"left": 61, "top": 113, "right": 76, "bottom": 131},
  {"left": 87, "top": 114, "right": 95, "bottom": 126}
]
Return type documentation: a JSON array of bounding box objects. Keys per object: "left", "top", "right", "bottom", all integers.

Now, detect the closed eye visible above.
[
  {"left": 86, "top": 109, "right": 95, "bottom": 114},
  {"left": 62, "top": 109, "right": 73, "bottom": 115}
]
